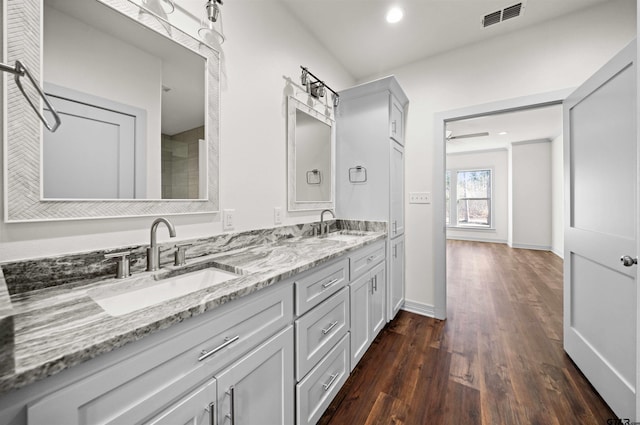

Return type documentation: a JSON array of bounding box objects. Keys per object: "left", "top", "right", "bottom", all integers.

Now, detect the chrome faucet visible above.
[
  {"left": 319, "top": 209, "right": 335, "bottom": 236},
  {"left": 146, "top": 217, "right": 176, "bottom": 271}
]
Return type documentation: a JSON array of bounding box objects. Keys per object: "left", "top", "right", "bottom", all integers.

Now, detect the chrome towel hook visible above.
[{"left": 0, "top": 60, "right": 62, "bottom": 132}]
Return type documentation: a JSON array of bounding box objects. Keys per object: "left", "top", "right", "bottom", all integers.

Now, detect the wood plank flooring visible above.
[{"left": 318, "top": 240, "right": 616, "bottom": 424}]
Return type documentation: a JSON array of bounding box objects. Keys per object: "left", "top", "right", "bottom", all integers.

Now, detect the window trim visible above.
[{"left": 446, "top": 167, "right": 494, "bottom": 230}]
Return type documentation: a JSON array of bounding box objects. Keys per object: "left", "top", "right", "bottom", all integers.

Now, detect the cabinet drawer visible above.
[
  {"left": 349, "top": 241, "right": 385, "bottom": 280},
  {"left": 296, "top": 334, "right": 350, "bottom": 425},
  {"left": 28, "top": 283, "right": 293, "bottom": 425},
  {"left": 295, "top": 287, "right": 349, "bottom": 380},
  {"left": 295, "top": 257, "right": 348, "bottom": 315}
]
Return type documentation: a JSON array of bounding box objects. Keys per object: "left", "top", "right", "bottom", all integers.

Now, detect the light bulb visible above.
[{"left": 386, "top": 7, "right": 404, "bottom": 24}]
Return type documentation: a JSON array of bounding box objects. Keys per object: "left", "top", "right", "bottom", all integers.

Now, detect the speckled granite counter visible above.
[{"left": 0, "top": 220, "right": 386, "bottom": 396}]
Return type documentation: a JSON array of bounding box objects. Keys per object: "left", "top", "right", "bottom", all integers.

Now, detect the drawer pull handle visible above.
[
  {"left": 198, "top": 335, "right": 240, "bottom": 361},
  {"left": 322, "top": 320, "right": 339, "bottom": 335},
  {"left": 226, "top": 386, "right": 235, "bottom": 425},
  {"left": 205, "top": 402, "right": 216, "bottom": 425},
  {"left": 367, "top": 255, "right": 375, "bottom": 263},
  {"left": 322, "top": 278, "right": 339, "bottom": 289},
  {"left": 322, "top": 373, "right": 339, "bottom": 391}
]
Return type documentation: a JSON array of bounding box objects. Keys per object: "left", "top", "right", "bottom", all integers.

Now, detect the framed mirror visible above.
[
  {"left": 4, "top": 0, "right": 220, "bottom": 221},
  {"left": 287, "top": 96, "right": 334, "bottom": 211}
]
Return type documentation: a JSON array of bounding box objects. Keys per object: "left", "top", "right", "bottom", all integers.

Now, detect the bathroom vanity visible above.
[{"left": 0, "top": 223, "right": 387, "bottom": 425}]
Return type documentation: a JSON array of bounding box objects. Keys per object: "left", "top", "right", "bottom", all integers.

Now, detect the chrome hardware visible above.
[
  {"left": 393, "top": 244, "right": 398, "bottom": 258},
  {"left": 104, "top": 251, "right": 132, "bottom": 279},
  {"left": 146, "top": 217, "right": 177, "bottom": 271},
  {"left": 371, "top": 278, "right": 375, "bottom": 294},
  {"left": 321, "top": 321, "right": 339, "bottom": 335},
  {"left": 393, "top": 221, "right": 398, "bottom": 235},
  {"left": 367, "top": 255, "right": 375, "bottom": 263},
  {"left": 0, "top": 60, "right": 62, "bottom": 132},
  {"left": 373, "top": 275, "right": 378, "bottom": 292},
  {"left": 226, "top": 386, "right": 235, "bottom": 425},
  {"left": 174, "top": 243, "right": 191, "bottom": 267},
  {"left": 621, "top": 255, "right": 638, "bottom": 267},
  {"left": 391, "top": 120, "right": 397, "bottom": 135},
  {"left": 348, "top": 166, "right": 368, "bottom": 183},
  {"left": 319, "top": 209, "right": 335, "bottom": 236},
  {"left": 322, "top": 373, "right": 339, "bottom": 391},
  {"left": 205, "top": 402, "right": 216, "bottom": 425},
  {"left": 198, "top": 335, "right": 240, "bottom": 361},
  {"left": 322, "top": 278, "right": 339, "bottom": 289}
]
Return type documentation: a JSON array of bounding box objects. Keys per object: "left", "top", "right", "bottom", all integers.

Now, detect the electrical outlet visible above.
[
  {"left": 223, "top": 209, "right": 235, "bottom": 230},
  {"left": 409, "top": 192, "right": 431, "bottom": 204},
  {"left": 274, "top": 207, "right": 282, "bottom": 225}
]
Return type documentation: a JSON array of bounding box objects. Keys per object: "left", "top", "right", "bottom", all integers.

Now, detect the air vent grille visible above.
[
  {"left": 502, "top": 3, "right": 522, "bottom": 20},
  {"left": 482, "top": 11, "right": 502, "bottom": 27},
  {"left": 482, "top": 2, "right": 524, "bottom": 28}
]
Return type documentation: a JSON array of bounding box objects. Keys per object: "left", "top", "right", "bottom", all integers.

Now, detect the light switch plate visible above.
[
  {"left": 409, "top": 192, "right": 431, "bottom": 204},
  {"left": 223, "top": 209, "right": 235, "bottom": 230},
  {"left": 274, "top": 207, "right": 282, "bottom": 225}
]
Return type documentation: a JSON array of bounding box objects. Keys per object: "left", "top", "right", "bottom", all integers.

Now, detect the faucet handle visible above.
[
  {"left": 105, "top": 251, "right": 132, "bottom": 279},
  {"left": 174, "top": 243, "right": 192, "bottom": 267}
]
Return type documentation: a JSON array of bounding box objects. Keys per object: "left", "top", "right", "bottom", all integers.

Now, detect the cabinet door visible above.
[
  {"left": 389, "top": 236, "right": 405, "bottom": 320},
  {"left": 389, "top": 96, "right": 404, "bottom": 144},
  {"left": 390, "top": 141, "right": 404, "bottom": 237},
  {"left": 349, "top": 273, "right": 372, "bottom": 371},
  {"left": 216, "top": 326, "right": 294, "bottom": 425},
  {"left": 146, "top": 378, "right": 216, "bottom": 425},
  {"left": 369, "top": 262, "right": 386, "bottom": 338}
]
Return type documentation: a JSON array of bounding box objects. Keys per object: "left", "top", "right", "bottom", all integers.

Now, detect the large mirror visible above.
[
  {"left": 4, "top": 0, "right": 220, "bottom": 221},
  {"left": 287, "top": 96, "right": 334, "bottom": 211}
]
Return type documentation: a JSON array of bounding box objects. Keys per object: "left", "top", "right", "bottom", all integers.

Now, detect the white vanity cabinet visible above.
[
  {"left": 216, "top": 326, "right": 294, "bottom": 425},
  {"left": 293, "top": 256, "right": 351, "bottom": 425},
  {"left": 350, "top": 261, "right": 386, "bottom": 371},
  {"left": 25, "top": 282, "right": 293, "bottom": 425},
  {"left": 336, "top": 76, "right": 408, "bottom": 322},
  {"left": 390, "top": 235, "right": 405, "bottom": 319}
]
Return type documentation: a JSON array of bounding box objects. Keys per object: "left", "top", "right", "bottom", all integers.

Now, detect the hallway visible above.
[{"left": 319, "top": 240, "right": 616, "bottom": 424}]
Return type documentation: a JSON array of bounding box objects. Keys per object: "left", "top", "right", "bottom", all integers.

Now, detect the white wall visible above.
[
  {"left": 446, "top": 148, "right": 508, "bottom": 243},
  {"left": 359, "top": 0, "right": 636, "bottom": 310},
  {"left": 0, "top": 2, "right": 355, "bottom": 261},
  {"left": 551, "top": 134, "right": 564, "bottom": 257},
  {"left": 510, "top": 140, "right": 552, "bottom": 250}
]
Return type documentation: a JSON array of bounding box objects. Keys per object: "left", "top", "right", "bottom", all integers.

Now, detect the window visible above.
[{"left": 446, "top": 169, "right": 492, "bottom": 228}]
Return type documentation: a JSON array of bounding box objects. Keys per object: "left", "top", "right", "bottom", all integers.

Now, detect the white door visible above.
[{"left": 564, "top": 40, "right": 638, "bottom": 419}]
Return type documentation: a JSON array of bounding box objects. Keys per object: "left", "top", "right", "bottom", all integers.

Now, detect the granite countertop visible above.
[{"left": 0, "top": 228, "right": 386, "bottom": 395}]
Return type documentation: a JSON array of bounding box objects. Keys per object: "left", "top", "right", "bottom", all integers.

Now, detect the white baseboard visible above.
[
  {"left": 551, "top": 247, "right": 564, "bottom": 259},
  {"left": 447, "top": 235, "right": 508, "bottom": 244},
  {"left": 401, "top": 300, "right": 436, "bottom": 318},
  {"left": 509, "top": 243, "right": 552, "bottom": 251}
]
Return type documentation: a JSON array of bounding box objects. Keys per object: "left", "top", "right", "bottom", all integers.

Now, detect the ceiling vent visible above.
[{"left": 482, "top": 2, "right": 524, "bottom": 28}]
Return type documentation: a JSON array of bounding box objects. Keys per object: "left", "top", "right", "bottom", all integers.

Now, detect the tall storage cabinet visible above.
[{"left": 336, "top": 76, "right": 408, "bottom": 321}]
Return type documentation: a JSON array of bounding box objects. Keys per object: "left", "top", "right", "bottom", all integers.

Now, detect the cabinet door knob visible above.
[{"left": 621, "top": 255, "right": 638, "bottom": 267}]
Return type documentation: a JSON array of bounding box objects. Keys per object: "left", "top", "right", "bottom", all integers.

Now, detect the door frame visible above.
[{"left": 432, "top": 88, "right": 573, "bottom": 320}]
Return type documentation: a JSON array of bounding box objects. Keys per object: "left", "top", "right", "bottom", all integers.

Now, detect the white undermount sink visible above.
[
  {"left": 322, "top": 231, "right": 368, "bottom": 242},
  {"left": 91, "top": 268, "right": 239, "bottom": 317}
]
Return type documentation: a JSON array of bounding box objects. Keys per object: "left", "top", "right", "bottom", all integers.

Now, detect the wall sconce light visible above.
[
  {"left": 300, "top": 66, "right": 340, "bottom": 108},
  {"left": 206, "top": 0, "right": 223, "bottom": 22}
]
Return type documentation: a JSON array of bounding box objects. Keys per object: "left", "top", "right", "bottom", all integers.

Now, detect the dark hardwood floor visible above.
[{"left": 318, "top": 240, "right": 616, "bottom": 424}]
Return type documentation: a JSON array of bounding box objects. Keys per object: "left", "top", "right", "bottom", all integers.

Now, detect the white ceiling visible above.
[
  {"left": 281, "top": 0, "right": 611, "bottom": 80},
  {"left": 445, "top": 104, "right": 563, "bottom": 153}
]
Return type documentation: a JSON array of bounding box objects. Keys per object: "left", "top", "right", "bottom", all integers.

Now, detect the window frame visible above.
[{"left": 446, "top": 167, "right": 494, "bottom": 229}]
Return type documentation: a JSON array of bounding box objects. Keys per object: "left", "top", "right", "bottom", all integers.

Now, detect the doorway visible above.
[{"left": 432, "top": 89, "right": 573, "bottom": 320}]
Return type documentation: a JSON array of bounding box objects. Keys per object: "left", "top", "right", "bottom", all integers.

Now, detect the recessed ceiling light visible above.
[
  {"left": 386, "top": 6, "right": 404, "bottom": 24},
  {"left": 498, "top": 131, "right": 508, "bottom": 135}
]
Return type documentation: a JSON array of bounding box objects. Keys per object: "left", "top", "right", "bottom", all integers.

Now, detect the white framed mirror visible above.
[
  {"left": 287, "top": 96, "right": 334, "bottom": 211},
  {"left": 4, "top": 0, "right": 220, "bottom": 221}
]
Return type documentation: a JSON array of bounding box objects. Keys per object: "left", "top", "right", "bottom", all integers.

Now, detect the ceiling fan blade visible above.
[{"left": 448, "top": 132, "right": 489, "bottom": 140}]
